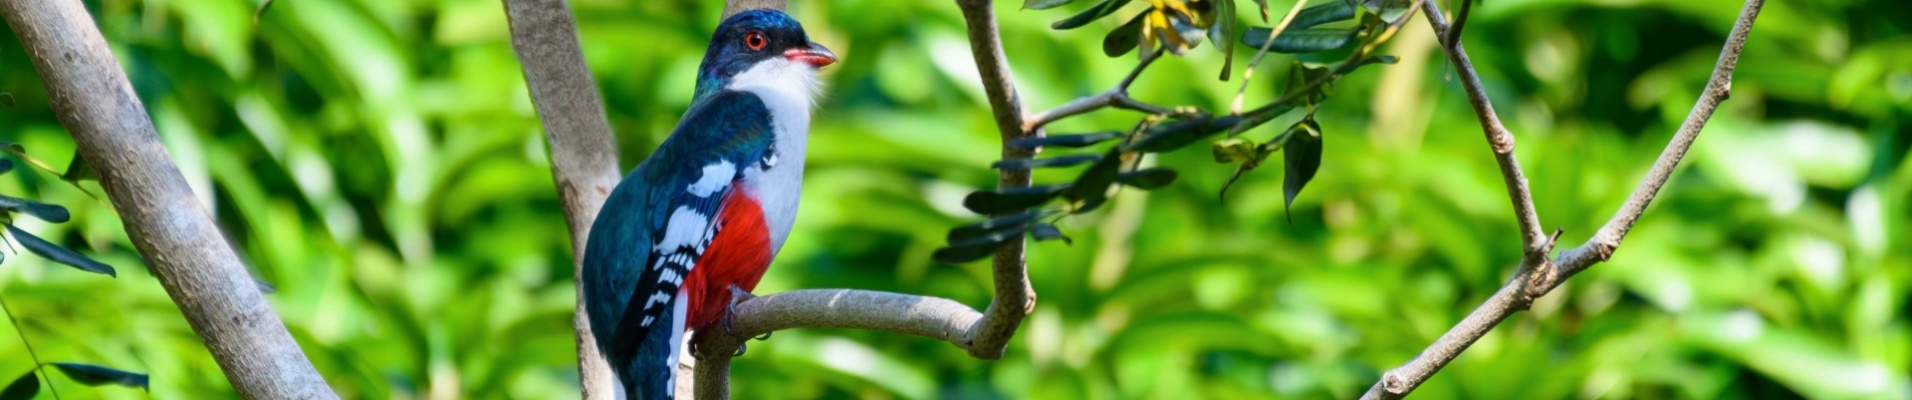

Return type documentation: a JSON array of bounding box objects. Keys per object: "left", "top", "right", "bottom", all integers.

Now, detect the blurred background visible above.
[{"left": 1, "top": 0, "right": 1907, "bottom": 398}]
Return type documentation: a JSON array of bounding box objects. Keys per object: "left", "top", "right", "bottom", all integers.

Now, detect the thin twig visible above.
[
  {"left": 1359, "top": 0, "right": 1764, "bottom": 398},
  {"left": 1022, "top": 50, "right": 1170, "bottom": 132},
  {"left": 0, "top": 296, "right": 61, "bottom": 400},
  {"left": 1418, "top": 0, "right": 1550, "bottom": 266},
  {"left": 1230, "top": 0, "right": 1311, "bottom": 114}
]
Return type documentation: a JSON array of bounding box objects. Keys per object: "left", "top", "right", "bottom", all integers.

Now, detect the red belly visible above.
[{"left": 681, "top": 190, "right": 774, "bottom": 332}]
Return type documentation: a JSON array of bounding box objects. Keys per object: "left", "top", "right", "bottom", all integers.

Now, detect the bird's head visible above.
[{"left": 693, "top": 9, "right": 836, "bottom": 101}]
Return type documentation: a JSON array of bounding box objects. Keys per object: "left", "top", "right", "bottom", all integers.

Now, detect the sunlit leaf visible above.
[
  {"left": 1116, "top": 168, "right": 1178, "bottom": 190},
  {"left": 1360, "top": 0, "right": 1415, "bottom": 24},
  {"left": 991, "top": 154, "right": 1104, "bottom": 170},
  {"left": 49, "top": 363, "right": 148, "bottom": 390},
  {"left": 1052, "top": 0, "right": 1132, "bottom": 30},
  {"left": 1013, "top": 131, "right": 1126, "bottom": 149},
  {"left": 963, "top": 184, "right": 1071, "bottom": 215},
  {"left": 1281, "top": 118, "right": 1323, "bottom": 223},
  {"left": 1025, "top": 0, "right": 1079, "bottom": 10},
  {"left": 1208, "top": 0, "right": 1236, "bottom": 79},
  {"left": 0, "top": 371, "right": 37, "bottom": 400},
  {"left": 1291, "top": 1, "right": 1359, "bottom": 29},
  {"left": 1029, "top": 223, "right": 1072, "bottom": 244},
  {"left": 0, "top": 195, "right": 71, "bottom": 223},
  {"left": 5, "top": 224, "right": 116, "bottom": 277},
  {"left": 1103, "top": 11, "right": 1149, "bottom": 57},
  {"left": 1240, "top": 27, "right": 1360, "bottom": 53}
]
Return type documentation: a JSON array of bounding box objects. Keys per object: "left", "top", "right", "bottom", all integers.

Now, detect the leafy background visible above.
[{"left": 0, "top": 0, "right": 1907, "bottom": 398}]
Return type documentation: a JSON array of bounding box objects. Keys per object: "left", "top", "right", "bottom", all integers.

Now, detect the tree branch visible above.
[
  {"left": 1418, "top": 0, "right": 1549, "bottom": 264},
  {"left": 1360, "top": 0, "right": 1764, "bottom": 398},
  {"left": 1022, "top": 50, "right": 1170, "bottom": 132},
  {"left": 0, "top": 0, "right": 337, "bottom": 397},
  {"left": 951, "top": 0, "right": 1038, "bottom": 363},
  {"left": 499, "top": 0, "right": 625, "bottom": 399}
]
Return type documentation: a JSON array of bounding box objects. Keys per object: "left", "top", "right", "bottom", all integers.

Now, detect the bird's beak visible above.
[{"left": 785, "top": 42, "right": 836, "bottom": 68}]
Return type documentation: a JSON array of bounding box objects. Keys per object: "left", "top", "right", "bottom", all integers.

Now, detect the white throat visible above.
[{"left": 727, "top": 58, "right": 822, "bottom": 253}]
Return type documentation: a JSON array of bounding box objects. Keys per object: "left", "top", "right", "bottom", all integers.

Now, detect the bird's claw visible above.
[
  {"left": 721, "top": 284, "right": 757, "bottom": 336},
  {"left": 732, "top": 343, "right": 747, "bottom": 357}
]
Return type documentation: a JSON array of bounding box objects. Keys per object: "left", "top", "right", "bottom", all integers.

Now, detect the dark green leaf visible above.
[
  {"left": 1282, "top": 118, "right": 1324, "bottom": 223},
  {"left": 49, "top": 363, "right": 147, "bottom": 390},
  {"left": 0, "top": 371, "right": 38, "bottom": 400},
  {"left": 1116, "top": 168, "right": 1178, "bottom": 190},
  {"left": 1053, "top": 0, "right": 1131, "bottom": 30},
  {"left": 1102, "top": 11, "right": 1149, "bottom": 57},
  {"left": 991, "top": 154, "right": 1104, "bottom": 170},
  {"left": 6, "top": 224, "right": 116, "bottom": 277},
  {"left": 947, "top": 211, "right": 1047, "bottom": 243},
  {"left": 0, "top": 159, "right": 12, "bottom": 175},
  {"left": 1063, "top": 152, "right": 1123, "bottom": 212},
  {"left": 1029, "top": 223, "right": 1072, "bottom": 244},
  {"left": 1024, "top": 0, "right": 1079, "bottom": 10},
  {"left": 1123, "top": 115, "right": 1240, "bottom": 153},
  {"left": 61, "top": 154, "right": 96, "bottom": 183},
  {"left": 1011, "top": 131, "right": 1125, "bottom": 149},
  {"left": 963, "top": 184, "right": 1071, "bottom": 215},
  {"left": 1240, "top": 27, "right": 1360, "bottom": 53},
  {"left": 932, "top": 241, "right": 1008, "bottom": 264},
  {"left": 1291, "top": 1, "right": 1359, "bottom": 29},
  {"left": 0, "top": 195, "right": 71, "bottom": 223},
  {"left": 0, "top": 93, "right": 13, "bottom": 107},
  {"left": 1209, "top": 0, "right": 1236, "bottom": 80}
]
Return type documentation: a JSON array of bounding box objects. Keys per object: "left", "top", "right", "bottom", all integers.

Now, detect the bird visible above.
[{"left": 580, "top": 9, "right": 835, "bottom": 400}]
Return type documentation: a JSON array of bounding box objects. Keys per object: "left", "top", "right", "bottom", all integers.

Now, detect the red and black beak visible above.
[{"left": 784, "top": 42, "right": 836, "bottom": 68}]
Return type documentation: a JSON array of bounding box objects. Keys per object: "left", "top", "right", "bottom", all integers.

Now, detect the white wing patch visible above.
[
  {"left": 687, "top": 161, "right": 735, "bottom": 197},
  {"left": 654, "top": 207, "right": 712, "bottom": 256}
]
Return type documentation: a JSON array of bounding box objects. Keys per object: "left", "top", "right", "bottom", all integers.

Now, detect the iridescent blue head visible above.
[{"left": 693, "top": 9, "right": 836, "bottom": 100}]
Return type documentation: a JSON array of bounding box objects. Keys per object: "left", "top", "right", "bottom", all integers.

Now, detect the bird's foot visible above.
[{"left": 721, "top": 284, "right": 758, "bottom": 336}]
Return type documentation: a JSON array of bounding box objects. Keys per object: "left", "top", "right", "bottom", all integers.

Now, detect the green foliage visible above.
[
  {"left": 0, "top": 371, "right": 35, "bottom": 400},
  {"left": 0, "top": 0, "right": 1906, "bottom": 399},
  {"left": 48, "top": 363, "right": 149, "bottom": 391}
]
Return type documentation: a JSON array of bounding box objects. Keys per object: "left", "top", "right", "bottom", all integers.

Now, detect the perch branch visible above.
[
  {"left": 1022, "top": 50, "right": 1170, "bottom": 131},
  {"left": 0, "top": 0, "right": 337, "bottom": 397},
  {"left": 500, "top": 0, "right": 625, "bottom": 398},
  {"left": 1360, "top": 0, "right": 1764, "bottom": 398}
]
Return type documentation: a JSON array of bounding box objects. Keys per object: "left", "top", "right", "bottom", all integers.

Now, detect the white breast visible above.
[{"left": 727, "top": 57, "right": 822, "bottom": 253}]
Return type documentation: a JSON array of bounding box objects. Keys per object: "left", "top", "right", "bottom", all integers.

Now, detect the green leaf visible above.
[
  {"left": 1116, "top": 168, "right": 1178, "bottom": 190},
  {"left": 1211, "top": 138, "right": 1269, "bottom": 163},
  {"left": 0, "top": 159, "right": 13, "bottom": 175},
  {"left": 1012, "top": 131, "right": 1126, "bottom": 149},
  {"left": 963, "top": 184, "right": 1071, "bottom": 215},
  {"left": 0, "top": 371, "right": 38, "bottom": 400},
  {"left": 1208, "top": 0, "right": 1236, "bottom": 79},
  {"left": 49, "top": 363, "right": 148, "bottom": 390},
  {"left": 0, "top": 93, "right": 13, "bottom": 107},
  {"left": 1103, "top": 11, "right": 1149, "bottom": 57},
  {"left": 1291, "top": 1, "right": 1359, "bottom": 29},
  {"left": 1029, "top": 223, "right": 1072, "bottom": 244},
  {"left": 947, "top": 212, "right": 1047, "bottom": 243},
  {"left": 0, "top": 195, "right": 72, "bottom": 223},
  {"left": 1240, "top": 27, "right": 1360, "bottom": 53},
  {"left": 1281, "top": 118, "right": 1324, "bottom": 223},
  {"left": 1063, "top": 152, "right": 1123, "bottom": 213},
  {"left": 1053, "top": 0, "right": 1132, "bottom": 30},
  {"left": 5, "top": 224, "right": 116, "bottom": 277},
  {"left": 991, "top": 154, "right": 1104, "bottom": 170},
  {"left": 1361, "top": 0, "right": 1415, "bottom": 24},
  {"left": 61, "top": 155, "right": 96, "bottom": 183},
  {"left": 1025, "top": 0, "right": 1079, "bottom": 10},
  {"left": 1123, "top": 115, "right": 1240, "bottom": 153}
]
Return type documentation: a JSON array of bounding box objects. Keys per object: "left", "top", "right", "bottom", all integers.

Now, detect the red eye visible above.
[{"left": 744, "top": 31, "right": 767, "bottom": 51}]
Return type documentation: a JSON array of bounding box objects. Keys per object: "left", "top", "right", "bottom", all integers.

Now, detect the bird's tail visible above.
[{"left": 617, "top": 288, "right": 690, "bottom": 400}]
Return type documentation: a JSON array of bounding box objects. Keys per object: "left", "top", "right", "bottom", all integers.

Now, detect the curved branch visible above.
[
  {"left": 1360, "top": 0, "right": 1765, "bottom": 398},
  {"left": 0, "top": 0, "right": 336, "bottom": 397}
]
